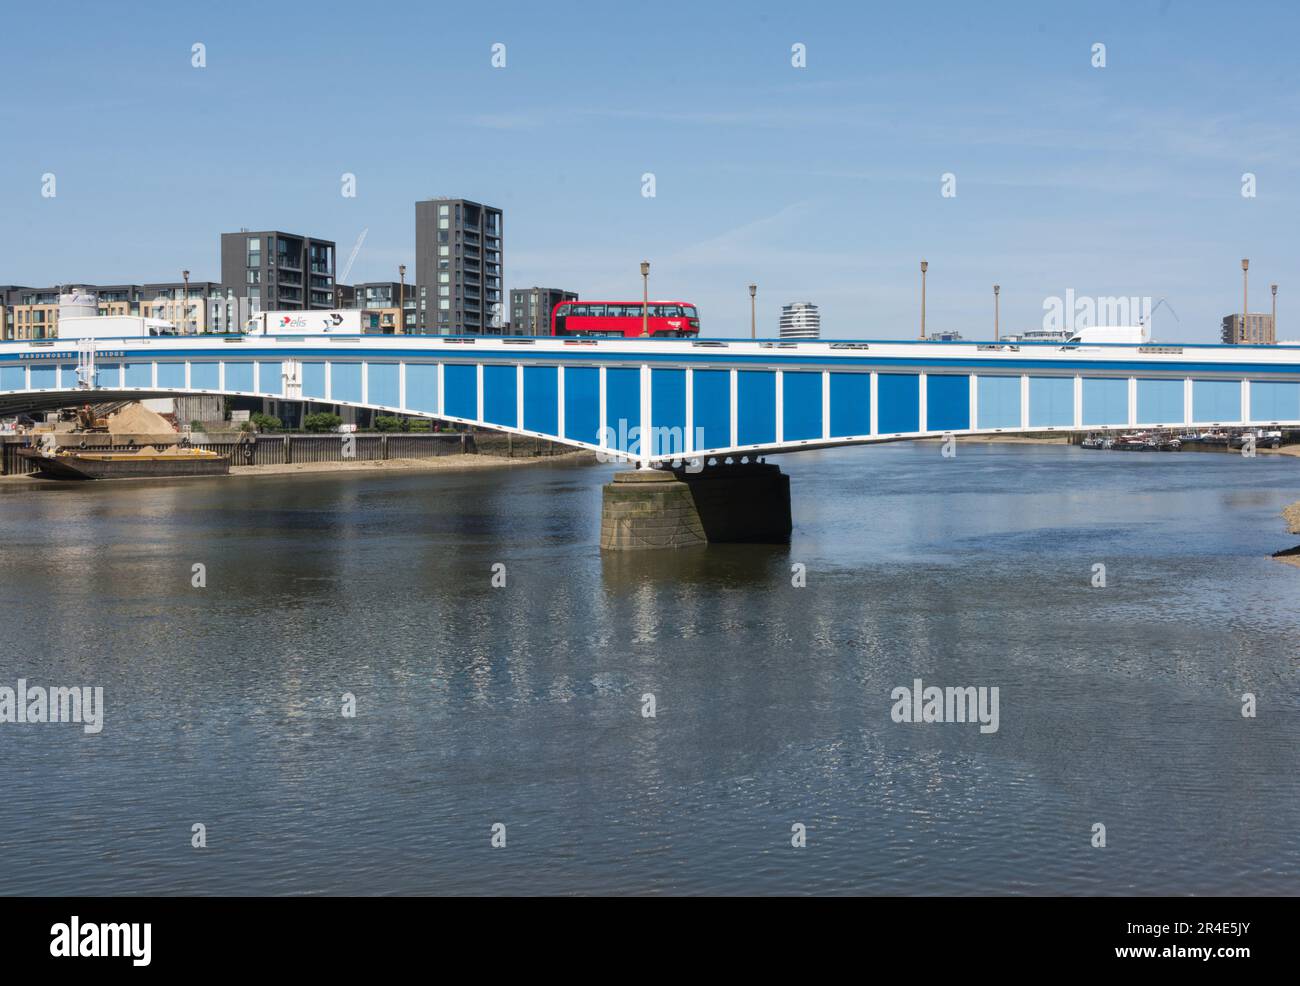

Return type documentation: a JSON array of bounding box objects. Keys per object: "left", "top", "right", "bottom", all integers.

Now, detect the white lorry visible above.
[
  {"left": 57, "top": 315, "right": 177, "bottom": 339},
  {"left": 244, "top": 310, "right": 362, "bottom": 335}
]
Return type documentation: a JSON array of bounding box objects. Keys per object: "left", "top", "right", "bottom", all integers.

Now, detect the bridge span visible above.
[
  {"left": 4, "top": 334, "right": 1297, "bottom": 548},
  {"left": 3, "top": 334, "right": 1298, "bottom": 461}
]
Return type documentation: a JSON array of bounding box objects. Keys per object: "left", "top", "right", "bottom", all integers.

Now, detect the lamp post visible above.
[
  {"left": 181, "top": 269, "right": 190, "bottom": 333},
  {"left": 1271, "top": 283, "right": 1278, "bottom": 342},
  {"left": 993, "top": 284, "right": 1000, "bottom": 341},
  {"left": 399, "top": 264, "right": 407, "bottom": 335},
  {"left": 1241, "top": 258, "right": 1249, "bottom": 343},
  {"left": 919, "top": 260, "right": 928, "bottom": 340},
  {"left": 640, "top": 261, "right": 650, "bottom": 337},
  {"left": 749, "top": 284, "right": 757, "bottom": 339}
]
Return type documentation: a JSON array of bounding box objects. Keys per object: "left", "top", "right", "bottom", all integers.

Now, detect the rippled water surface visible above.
[{"left": 1, "top": 443, "right": 1297, "bottom": 895}]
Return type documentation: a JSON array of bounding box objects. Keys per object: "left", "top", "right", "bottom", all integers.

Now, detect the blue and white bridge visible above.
[{"left": 3, "top": 334, "right": 1300, "bottom": 463}]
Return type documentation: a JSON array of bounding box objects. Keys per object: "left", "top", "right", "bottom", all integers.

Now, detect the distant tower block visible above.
[{"left": 779, "top": 302, "right": 820, "bottom": 339}]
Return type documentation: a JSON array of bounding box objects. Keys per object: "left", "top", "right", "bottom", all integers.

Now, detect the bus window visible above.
[
  {"left": 587, "top": 304, "right": 607, "bottom": 318},
  {"left": 684, "top": 306, "right": 698, "bottom": 319},
  {"left": 570, "top": 305, "right": 589, "bottom": 317}
]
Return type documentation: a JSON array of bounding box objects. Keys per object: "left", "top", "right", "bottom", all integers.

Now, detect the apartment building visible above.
[
  {"left": 509, "top": 287, "right": 578, "bottom": 336},
  {"left": 353, "top": 281, "right": 417, "bottom": 333},
  {"left": 415, "top": 199, "right": 502, "bottom": 334},
  {"left": 220, "top": 230, "right": 337, "bottom": 312}
]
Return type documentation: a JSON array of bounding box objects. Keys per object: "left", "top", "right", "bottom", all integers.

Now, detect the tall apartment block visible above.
[
  {"left": 510, "top": 287, "right": 578, "bottom": 336},
  {"left": 1221, "top": 312, "right": 1275, "bottom": 344},
  {"left": 415, "top": 199, "right": 502, "bottom": 334},
  {"left": 220, "top": 230, "right": 337, "bottom": 312}
]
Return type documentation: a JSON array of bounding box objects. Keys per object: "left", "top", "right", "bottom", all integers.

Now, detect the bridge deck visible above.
[{"left": 3, "top": 335, "right": 1299, "bottom": 462}]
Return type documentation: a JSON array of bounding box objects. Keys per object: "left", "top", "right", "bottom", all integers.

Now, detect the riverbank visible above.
[
  {"left": 1275, "top": 502, "right": 1300, "bottom": 567},
  {"left": 0, "top": 449, "right": 597, "bottom": 485},
  {"left": 230, "top": 449, "right": 596, "bottom": 477}
]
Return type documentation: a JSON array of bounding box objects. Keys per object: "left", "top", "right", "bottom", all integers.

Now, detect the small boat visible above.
[{"left": 18, "top": 444, "right": 230, "bottom": 480}]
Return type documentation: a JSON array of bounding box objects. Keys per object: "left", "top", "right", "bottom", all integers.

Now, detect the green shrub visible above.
[
  {"left": 302, "top": 412, "right": 343, "bottom": 433},
  {"left": 250, "top": 412, "right": 282, "bottom": 432},
  {"left": 374, "top": 416, "right": 403, "bottom": 432},
  {"left": 407, "top": 419, "right": 431, "bottom": 433}
]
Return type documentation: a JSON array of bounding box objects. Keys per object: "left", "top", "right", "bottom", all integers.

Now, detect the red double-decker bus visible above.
[{"left": 551, "top": 300, "right": 700, "bottom": 338}]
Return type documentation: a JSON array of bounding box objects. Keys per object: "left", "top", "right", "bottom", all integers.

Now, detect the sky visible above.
[{"left": 2, "top": 0, "right": 1299, "bottom": 342}]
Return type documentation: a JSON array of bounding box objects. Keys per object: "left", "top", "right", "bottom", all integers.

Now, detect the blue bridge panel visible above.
[
  {"left": 977, "top": 375, "right": 1020, "bottom": 428},
  {"left": 257, "top": 362, "right": 282, "bottom": 396},
  {"left": 225, "top": 361, "right": 254, "bottom": 393},
  {"left": 95, "top": 363, "right": 121, "bottom": 388},
  {"left": 1192, "top": 379, "right": 1239, "bottom": 422},
  {"left": 737, "top": 370, "right": 776, "bottom": 446},
  {"left": 782, "top": 371, "right": 823, "bottom": 442},
  {"left": 30, "top": 364, "right": 57, "bottom": 389},
  {"left": 331, "top": 362, "right": 362, "bottom": 403},
  {"left": 124, "top": 362, "right": 151, "bottom": 387},
  {"left": 157, "top": 362, "right": 185, "bottom": 388},
  {"left": 1029, "top": 376, "right": 1073, "bottom": 427},
  {"left": 829, "top": 372, "right": 871, "bottom": 436},
  {"left": 1, "top": 366, "right": 24, "bottom": 390},
  {"left": 1082, "top": 377, "right": 1127, "bottom": 425},
  {"left": 605, "top": 367, "right": 640, "bottom": 453},
  {"left": 1251, "top": 380, "right": 1300, "bottom": 421},
  {"left": 563, "top": 366, "right": 600, "bottom": 446},
  {"left": 651, "top": 369, "right": 686, "bottom": 455},
  {"left": 483, "top": 364, "right": 518, "bottom": 428},
  {"left": 368, "top": 362, "right": 399, "bottom": 408},
  {"left": 444, "top": 364, "right": 478, "bottom": 420},
  {"left": 692, "top": 369, "right": 731, "bottom": 451},
  {"left": 301, "top": 361, "right": 325, "bottom": 399},
  {"left": 405, "top": 363, "right": 438, "bottom": 413},
  {"left": 1137, "top": 378, "right": 1183, "bottom": 424},
  {"left": 877, "top": 373, "right": 920, "bottom": 434},
  {"left": 927, "top": 374, "right": 970, "bottom": 432},
  {"left": 523, "top": 366, "right": 558, "bottom": 435}
]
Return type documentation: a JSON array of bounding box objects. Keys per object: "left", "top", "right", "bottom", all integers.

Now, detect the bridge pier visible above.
[{"left": 599, "top": 461, "right": 792, "bottom": 550}]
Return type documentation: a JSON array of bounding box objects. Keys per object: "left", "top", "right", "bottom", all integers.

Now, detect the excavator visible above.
[{"left": 67, "top": 401, "right": 130, "bottom": 433}]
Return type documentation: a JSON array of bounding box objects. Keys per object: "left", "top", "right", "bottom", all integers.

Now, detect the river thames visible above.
[{"left": 0, "top": 442, "right": 1296, "bottom": 895}]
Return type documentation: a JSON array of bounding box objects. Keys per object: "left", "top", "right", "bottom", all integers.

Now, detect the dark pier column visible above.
[{"left": 599, "top": 461, "right": 792, "bottom": 550}]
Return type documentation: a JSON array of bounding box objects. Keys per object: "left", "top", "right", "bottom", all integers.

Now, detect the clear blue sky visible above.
[{"left": 2, "top": 0, "right": 1297, "bottom": 341}]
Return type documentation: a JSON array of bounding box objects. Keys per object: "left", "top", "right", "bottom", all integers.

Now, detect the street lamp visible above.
[
  {"left": 399, "top": 264, "right": 407, "bottom": 335},
  {"left": 1271, "top": 283, "right": 1278, "bottom": 341},
  {"left": 993, "top": 284, "right": 1000, "bottom": 341},
  {"left": 640, "top": 261, "right": 650, "bottom": 337},
  {"left": 749, "top": 283, "right": 757, "bottom": 339},
  {"left": 181, "top": 269, "right": 190, "bottom": 333},
  {"left": 1241, "top": 258, "right": 1249, "bottom": 343},
  {"left": 919, "top": 260, "right": 928, "bottom": 340}
]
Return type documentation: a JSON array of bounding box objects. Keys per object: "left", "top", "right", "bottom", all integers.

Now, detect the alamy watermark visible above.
[
  {"left": 596, "top": 419, "right": 706, "bottom": 472},
  {"left": 1043, "top": 289, "right": 1151, "bottom": 333},
  {"left": 0, "top": 679, "right": 103, "bottom": 734},
  {"left": 890, "top": 678, "right": 999, "bottom": 734}
]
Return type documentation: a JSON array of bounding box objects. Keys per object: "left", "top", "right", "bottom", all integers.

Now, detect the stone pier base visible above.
[{"left": 599, "top": 462, "right": 792, "bottom": 550}]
